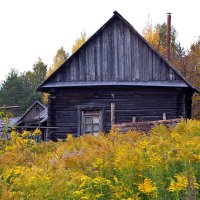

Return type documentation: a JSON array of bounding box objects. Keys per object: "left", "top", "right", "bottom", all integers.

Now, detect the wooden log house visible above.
[
  {"left": 37, "top": 11, "right": 197, "bottom": 141},
  {"left": 16, "top": 101, "right": 48, "bottom": 140}
]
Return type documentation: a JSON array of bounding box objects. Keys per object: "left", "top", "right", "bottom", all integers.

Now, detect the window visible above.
[
  {"left": 77, "top": 105, "right": 105, "bottom": 137},
  {"left": 36, "top": 107, "right": 40, "bottom": 112},
  {"left": 82, "top": 110, "right": 101, "bottom": 136}
]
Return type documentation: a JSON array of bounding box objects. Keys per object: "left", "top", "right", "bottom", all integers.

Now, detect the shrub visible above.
[{"left": 0, "top": 120, "right": 199, "bottom": 199}]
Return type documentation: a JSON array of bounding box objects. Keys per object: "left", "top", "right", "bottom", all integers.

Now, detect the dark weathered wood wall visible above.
[
  {"left": 21, "top": 103, "right": 44, "bottom": 122},
  {"left": 49, "top": 18, "right": 181, "bottom": 84},
  {"left": 48, "top": 87, "right": 189, "bottom": 140}
]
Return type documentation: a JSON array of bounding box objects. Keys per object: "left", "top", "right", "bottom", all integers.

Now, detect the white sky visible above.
[{"left": 0, "top": 0, "right": 199, "bottom": 83}]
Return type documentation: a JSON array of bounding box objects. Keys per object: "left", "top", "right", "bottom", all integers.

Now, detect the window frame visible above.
[
  {"left": 77, "top": 105, "right": 106, "bottom": 136},
  {"left": 82, "top": 110, "right": 101, "bottom": 135}
]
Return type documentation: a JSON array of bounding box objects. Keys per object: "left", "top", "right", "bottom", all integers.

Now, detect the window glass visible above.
[
  {"left": 93, "top": 116, "right": 99, "bottom": 124},
  {"left": 85, "top": 124, "right": 92, "bottom": 132},
  {"left": 93, "top": 124, "right": 99, "bottom": 132},
  {"left": 82, "top": 110, "right": 101, "bottom": 135},
  {"left": 85, "top": 117, "right": 92, "bottom": 125}
]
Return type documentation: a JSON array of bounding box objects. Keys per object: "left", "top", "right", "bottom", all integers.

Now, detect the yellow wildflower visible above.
[
  {"left": 66, "top": 134, "right": 73, "bottom": 142},
  {"left": 113, "top": 176, "right": 119, "bottom": 184},
  {"left": 138, "top": 178, "right": 157, "bottom": 194},
  {"left": 32, "top": 128, "right": 42, "bottom": 136},
  {"left": 93, "top": 158, "right": 103, "bottom": 169},
  {"left": 22, "top": 130, "right": 30, "bottom": 138},
  {"left": 73, "top": 189, "right": 84, "bottom": 196},
  {"left": 168, "top": 173, "right": 188, "bottom": 192},
  {"left": 10, "top": 131, "right": 19, "bottom": 141},
  {"left": 168, "top": 173, "right": 199, "bottom": 192},
  {"left": 95, "top": 193, "right": 104, "bottom": 198}
]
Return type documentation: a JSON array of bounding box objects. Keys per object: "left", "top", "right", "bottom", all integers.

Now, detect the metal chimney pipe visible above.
[{"left": 166, "top": 13, "right": 171, "bottom": 61}]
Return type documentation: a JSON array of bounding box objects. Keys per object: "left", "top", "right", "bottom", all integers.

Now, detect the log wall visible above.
[{"left": 48, "top": 87, "right": 189, "bottom": 140}]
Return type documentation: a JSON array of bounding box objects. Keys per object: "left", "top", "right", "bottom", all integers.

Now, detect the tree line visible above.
[
  {"left": 0, "top": 32, "right": 88, "bottom": 116},
  {"left": 0, "top": 23, "right": 199, "bottom": 118},
  {"left": 142, "top": 21, "right": 200, "bottom": 118}
]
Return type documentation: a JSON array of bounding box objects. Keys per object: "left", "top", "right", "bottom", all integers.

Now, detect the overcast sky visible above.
[{"left": 0, "top": 0, "right": 199, "bottom": 83}]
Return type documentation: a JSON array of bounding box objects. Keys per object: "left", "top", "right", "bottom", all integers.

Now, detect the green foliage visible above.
[
  {"left": 0, "top": 69, "right": 28, "bottom": 116},
  {"left": 155, "top": 23, "right": 177, "bottom": 49},
  {"left": 185, "top": 37, "right": 200, "bottom": 119},
  {"left": 71, "top": 31, "right": 88, "bottom": 54},
  {"left": 143, "top": 21, "right": 185, "bottom": 73},
  {"left": 0, "top": 111, "right": 11, "bottom": 140},
  {"left": 46, "top": 47, "right": 69, "bottom": 78},
  {"left": 0, "top": 58, "right": 47, "bottom": 116},
  {"left": 42, "top": 32, "right": 87, "bottom": 104},
  {"left": 28, "top": 57, "right": 47, "bottom": 89},
  {"left": 142, "top": 20, "right": 200, "bottom": 120},
  {"left": 43, "top": 47, "right": 69, "bottom": 104},
  {"left": 0, "top": 120, "right": 200, "bottom": 199}
]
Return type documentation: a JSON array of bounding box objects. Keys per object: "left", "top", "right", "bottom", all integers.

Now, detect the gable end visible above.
[{"left": 37, "top": 11, "right": 197, "bottom": 93}]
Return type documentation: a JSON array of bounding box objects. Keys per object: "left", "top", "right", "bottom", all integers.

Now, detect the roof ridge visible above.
[
  {"left": 36, "top": 11, "right": 197, "bottom": 93},
  {"left": 16, "top": 101, "right": 46, "bottom": 124}
]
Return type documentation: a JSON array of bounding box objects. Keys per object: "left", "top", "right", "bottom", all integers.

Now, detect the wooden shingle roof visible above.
[{"left": 37, "top": 11, "right": 197, "bottom": 93}]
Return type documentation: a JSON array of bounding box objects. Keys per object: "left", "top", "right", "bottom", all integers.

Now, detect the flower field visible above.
[{"left": 0, "top": 120, "right": 200, "bottom": 199}]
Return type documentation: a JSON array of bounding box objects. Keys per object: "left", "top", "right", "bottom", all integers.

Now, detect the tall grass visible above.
[{"left": 0, "top": 120, "right": 200, "bottom": 199}]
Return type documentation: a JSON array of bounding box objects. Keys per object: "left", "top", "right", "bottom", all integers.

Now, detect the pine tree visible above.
[
  {"left": 0, "top": 59, "right": 47, "bottom": 116},
  {"left": 143, "top": 21, "right": 185, "bottom": 73}
]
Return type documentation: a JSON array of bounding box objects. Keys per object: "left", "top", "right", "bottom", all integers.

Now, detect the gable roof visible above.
[
  {"left": 33, "top": 107, "right": 48, "bottom": 123},
  {"left": 16, "top": 101, "right": 46, "bottom": 125},
  {"left": 36, "top": 11, "right": 197, "bottom": 92}
]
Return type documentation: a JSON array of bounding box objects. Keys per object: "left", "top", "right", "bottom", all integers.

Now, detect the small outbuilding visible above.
[
  {"left": 37, "top": 11, "right": 197, "bottom": 141},
  {"left": 16, "top": 101, "right": 48, "bottom": 140}
]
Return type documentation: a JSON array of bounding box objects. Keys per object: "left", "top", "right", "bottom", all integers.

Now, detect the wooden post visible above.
[
  {"left": 46, "top": 128, "right": 49, "bottom": 142},
  {"left": 111, "top": 103, "right": 115, "bottom": 128},
  {"left": 132, "top": 117, "right": 136, "bottom": 125},
  {"left": 163, "top": 113, "right": 167, "bottom": 120}
]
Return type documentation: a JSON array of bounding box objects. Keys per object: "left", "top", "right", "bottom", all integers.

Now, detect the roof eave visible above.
[
  {"left": 16, "top": 101, "right": 46, "bottom": 124},
  {"left": 36, "top": 12, "right": 119, "bottom": 92},
  {"left": 36, "top": 11, "right": 198, "bottom": 93}
]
